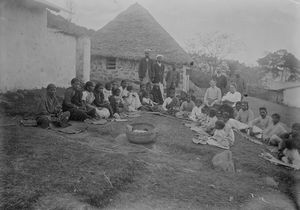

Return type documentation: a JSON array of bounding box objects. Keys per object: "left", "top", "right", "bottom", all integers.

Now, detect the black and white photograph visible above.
[{"left": 1, "top": 0, "right": 300, "bottom": 209}]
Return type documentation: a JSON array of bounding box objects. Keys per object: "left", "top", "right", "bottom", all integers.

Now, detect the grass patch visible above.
[{"left": 1, "top": 126, "right": 143, "bottom": 209}]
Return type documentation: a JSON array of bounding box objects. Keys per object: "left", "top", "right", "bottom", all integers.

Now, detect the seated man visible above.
[
  {"left": 124, "top": 86, "right": 142, "bottom": 112},
  {"left": 221, "top": 83, "right": 241, "bottom": 107},
  {"left": 235, "top": 101, "right": 254, "bottom": 124},
  {"left": 263, "top": 113, "right": 287, "bottom": 145},
  {"left": 248, "top": 107, "right": 273, "bottom": 138},
  {"left": 175, "top": 94, "right": 195, "bottom": 118},
  {"left": 204, "top": 80, "right": 222, "bottom": 108},
  {"left": 162, "top": 89, "right": 179, "bottom": 115},
  {"left": 36, "top": 84, "right": 70, "bottom": 128},
  {"left": 62, "top": 78, "right": 96, "bottom": 121}
]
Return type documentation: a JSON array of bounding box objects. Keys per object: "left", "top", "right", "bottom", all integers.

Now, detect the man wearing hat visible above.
[
  {"left": 151, "top": 55, "right": 165, "bottom": 104},
  {"left": 138, "top": 49, "right": 153, "bottom": 85}
]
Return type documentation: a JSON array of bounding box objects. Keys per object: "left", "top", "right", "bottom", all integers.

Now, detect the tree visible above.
[
  {"left": 257, "top": 49, "right": 300, "bottom": 82},
  {"left": 186, "top": 31, "right": 244, "bottom": 76}
]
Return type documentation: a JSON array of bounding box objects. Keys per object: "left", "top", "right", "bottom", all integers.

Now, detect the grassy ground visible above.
[{"left": 1, "top": 112, "right": 298, "bottom": 209}]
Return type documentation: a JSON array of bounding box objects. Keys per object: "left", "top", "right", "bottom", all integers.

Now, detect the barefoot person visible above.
[
  {"left": 36, "top": 84, "right": 70, "bottom": 128},
  {"left": 62, "top": 78, "right": 96, "bottom": 121}
]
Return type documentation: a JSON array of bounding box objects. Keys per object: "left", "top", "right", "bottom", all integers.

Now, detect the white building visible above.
[{"left": 0, "top": 0, "right": 90, "bottom": 92}]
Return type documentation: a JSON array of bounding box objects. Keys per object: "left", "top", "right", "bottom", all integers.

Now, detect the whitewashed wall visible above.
[
  {"left": 0, "top": 2, "right": 76, "bottom": 92},
  {"left": 283, "top": 87, "right": 300, "bottom": 108}
]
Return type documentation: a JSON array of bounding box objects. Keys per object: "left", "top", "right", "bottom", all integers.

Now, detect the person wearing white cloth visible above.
[
  {"left": 189, "top": 99, "right": 206, "bottom": 122},
  {"left": 124, "top": 85, "right": 142, "bottom": 112},
  {"left": 222, "top": 83, "right": 241, "bottom": 107},
  {"left": 248, "top": 107, "right": 273, "bottom": 138}
]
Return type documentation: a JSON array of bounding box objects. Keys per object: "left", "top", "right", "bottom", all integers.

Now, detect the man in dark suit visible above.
[
  {"left": 138, "top": 49, "right": 153, "bottom": 85},
  {"left": 213, "top": 69, "right": 227, "bottom": 96},
  {"left": 151, "top": 55, "right": 165, "bottom": 104}
]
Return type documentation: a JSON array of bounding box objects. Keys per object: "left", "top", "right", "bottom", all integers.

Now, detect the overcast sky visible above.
[{"left": 50, "top": 0, "right": 300, "bottom": 65}]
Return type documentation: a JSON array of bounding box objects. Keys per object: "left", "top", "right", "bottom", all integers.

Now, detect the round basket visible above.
[{"left": 126, "top": 123, "right": 157, "bottom": 144}]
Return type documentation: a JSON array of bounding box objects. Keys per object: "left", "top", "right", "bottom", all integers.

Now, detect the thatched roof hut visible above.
[{"left": 91, "top": 3, "right": 192, "bottom": 65}]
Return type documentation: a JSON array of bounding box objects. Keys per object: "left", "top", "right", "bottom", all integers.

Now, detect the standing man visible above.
[
  {"left": 234, "top": 74, "right": 247, "bottom": 98},
  {"left": 151, "top": 55, "right": 165, "bottom": 104},
  {"left": 138, "top": 49, "right": 153, "bottom": 85},
  {"left": 165, "top": 65, "right": 180, "bottom": 97},
  {"left": 213, "top": 69, "right": 227, "bottom": 96}
]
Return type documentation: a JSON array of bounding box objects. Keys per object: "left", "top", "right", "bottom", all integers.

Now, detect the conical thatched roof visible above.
[{"left": 91, "top": 3, "right": 192, "bottom": 65}]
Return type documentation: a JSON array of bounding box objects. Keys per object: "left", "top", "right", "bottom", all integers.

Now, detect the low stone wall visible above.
[{"left": 90, "top": 56, "right": 185, "bottom": 88}]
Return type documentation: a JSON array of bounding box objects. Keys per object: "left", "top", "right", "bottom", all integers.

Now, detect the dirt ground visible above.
[{"left": 1, "top": 111, "right": 299, "bottom": 210}]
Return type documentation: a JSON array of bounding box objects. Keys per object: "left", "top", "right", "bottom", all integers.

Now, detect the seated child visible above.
[
  {"left": 93, "top": 83, "right": 113, "bottom": 118},
  {"left": 189, "top": 99, "right": 206, "bottom": 122},
  {"left": 175, "top": 94, "right": 195, "bottom": 118},
  {"left": 119, "top": 80, "right": 128, "bottom": 98},
  {"left": 208, "top": 120, "right": 234, "bottom": 148},
  {"left": 82, "top": 81, "right": 110, "bottom": 119},
  {"left": 124, "top": 86, "right": 142, "bottom": 112},
  {"left": 36, "top": 84, "right": 70, "bottom": 128},
  {"left": 62, "top": 78, "right": 96, "bottom": 121},
  {"left": 201, "top": 108, "right": 218, "bottom": 134},
  {"left": 138, "top": 83, "right": 148, "bottom": 102},
  {"left": 111, "top": 80, "right": 119, "bottom": 93},
  {"left": 280, "top": 139, "right": 300, "bottom": 169},
  {"left": 103, "top": 82, "right": 112, "bottom": 101},
  {"left": 162, "top": 89, "right": 179, "bottom": 115},
  {"left": 109, "top": 88, "right": 124, "bottom": 118}
]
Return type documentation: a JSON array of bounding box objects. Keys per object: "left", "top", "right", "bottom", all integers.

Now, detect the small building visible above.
[
  {"left": 0, "top": 0, "right": 91, "bottom": 92},
  {"left": 264, "top": 81, "right": 300, "bottom": 108},
  {"left": 91, "top": 3, "right": 193, "bottom": 91}
]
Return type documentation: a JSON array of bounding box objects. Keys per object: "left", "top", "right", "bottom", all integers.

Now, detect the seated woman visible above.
[
  {"left": 189, "top": 99, "right": 206, "bottom": 122},
  {"left": 62, "top": 78, "right": 96, "bottom": 121},
  {"left": 119, "top": 80, "right": 128, "bottom": 98},
  {"left": 93, "top": 83, "right": 113, "bottom": 117},
  {"left": 176, "top": 94, "right": 195, "bottom": 118},
  {"left": 36, "top": 84, "right": 70, "bottom": 128},
  {"left": 82, "top": 81, "right": 110, "bottom": 119},
  {"left": 235, "top": 101, "right": 254, "bottom": 124},
  {"left": 109, "top": 88, "right": 124, "bottom": 118},
  {"left": 221, "top": 83, "right": 241, "bottom": 107},
  {"left": 138, "top": 83, "right": 147, "bottom": 102},
  {"left": 123, "top": 86, "right": 142, "bottom": 112},
  {"left": 140, "top": 92, "right": 158, "bottom": 111},
  {"left": 161, "top": 89, "right": 179, "bottom": 115}
]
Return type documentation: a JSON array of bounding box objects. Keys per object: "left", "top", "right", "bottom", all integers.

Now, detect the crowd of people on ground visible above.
[{"left": 36, "top": 49, "right": 300, "bottom": 168}]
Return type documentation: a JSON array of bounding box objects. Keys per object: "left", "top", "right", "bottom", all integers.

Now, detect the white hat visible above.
[{"left": 156, "top": 54, "right": 163, "bottom": 59}]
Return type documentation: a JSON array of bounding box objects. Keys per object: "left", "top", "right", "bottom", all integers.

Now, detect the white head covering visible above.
[{"left": 156, "top": 54, "right": 163, "bottom": 59}]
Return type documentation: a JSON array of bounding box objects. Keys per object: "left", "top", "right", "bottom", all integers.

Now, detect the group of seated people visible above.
[{"left": 36, "top": 77, "right": 300, "bottom": 167}]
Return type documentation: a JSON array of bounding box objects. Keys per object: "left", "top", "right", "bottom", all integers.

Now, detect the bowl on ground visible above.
[{"left": 126, "top": 122, "right": 157, "bottom": 144}]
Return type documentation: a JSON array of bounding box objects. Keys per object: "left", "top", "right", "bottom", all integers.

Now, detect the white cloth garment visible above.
[{"left": 222, "top": 91, "right": 241, "bottom": 106}]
